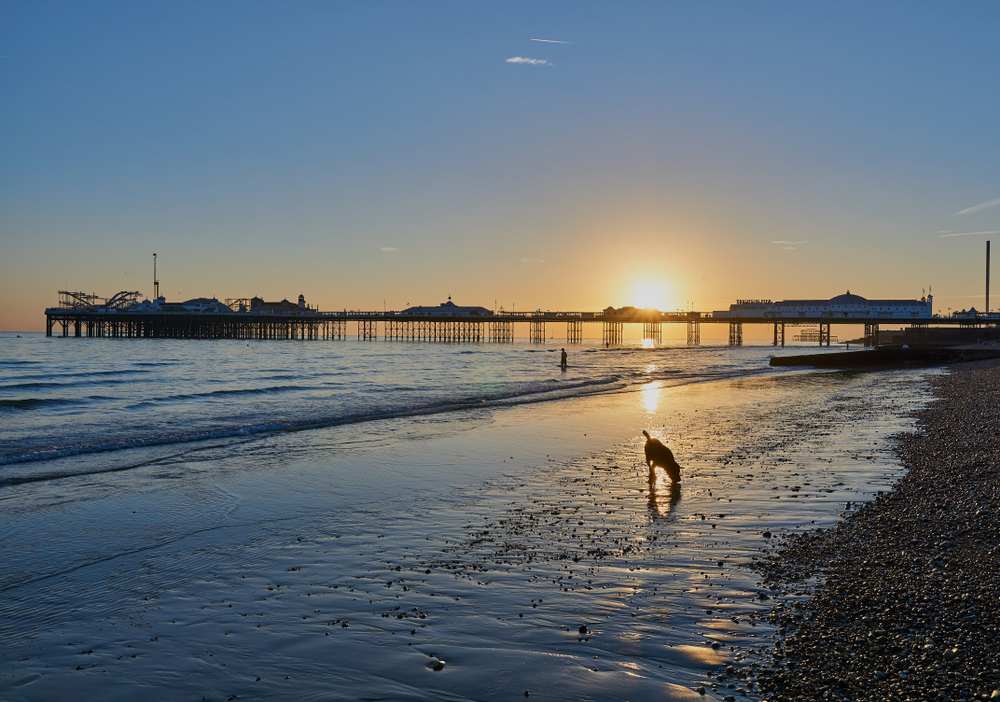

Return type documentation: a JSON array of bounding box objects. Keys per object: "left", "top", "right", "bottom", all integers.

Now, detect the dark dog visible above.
[{"left": 642, "top": 430, "right": 682, "bottom": 483}]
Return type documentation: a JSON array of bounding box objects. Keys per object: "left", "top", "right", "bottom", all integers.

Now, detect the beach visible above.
[
  {"left": 0, "top": 336, "right": 943, "bottom": 701},
  {"left": 5, "top": 3, "right": 998, "bottom": 699},
  {"left": 739, "top": 362, "right": 1000, "bottom": 702}
]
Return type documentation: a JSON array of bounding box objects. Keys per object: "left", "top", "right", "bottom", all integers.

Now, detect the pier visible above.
[{"left": 43, "top": 289, "right": 997, "bottom": 347}]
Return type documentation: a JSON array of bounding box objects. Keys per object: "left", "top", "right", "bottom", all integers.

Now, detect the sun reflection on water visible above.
[{"left": 641, "top": 381, "right": 660, "bottom": 414}]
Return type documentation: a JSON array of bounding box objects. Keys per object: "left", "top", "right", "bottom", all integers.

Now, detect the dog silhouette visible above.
[{"left": 642, "top": 430, "right": 682, "bottom": 483}]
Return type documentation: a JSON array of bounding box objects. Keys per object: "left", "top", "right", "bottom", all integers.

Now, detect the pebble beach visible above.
[{"left": 740, "top": 362, "right": 1000, "bottom": 701}]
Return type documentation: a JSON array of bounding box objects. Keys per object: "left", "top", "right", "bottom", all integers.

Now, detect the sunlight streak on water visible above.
[{"left": 641, "top": 380, "right": 661, "bottom": 414}]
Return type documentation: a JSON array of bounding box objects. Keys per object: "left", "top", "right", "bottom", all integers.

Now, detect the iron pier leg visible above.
[
  {"left": 530, "top": 320, "right": 545, "bottom": 344},
  {"left": 687, "top": 319, "right": 700, "bottom": 346},
  {"left": 566, "top": 320, "right": 582, "bottom": 344},
  {"left": 728, "top": 321, "right": 743, "bottom": 346}
]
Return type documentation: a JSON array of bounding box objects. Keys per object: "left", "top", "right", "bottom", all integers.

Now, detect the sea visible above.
[{"left": 0, "top": 333, "right": 826, "bottom": 483}]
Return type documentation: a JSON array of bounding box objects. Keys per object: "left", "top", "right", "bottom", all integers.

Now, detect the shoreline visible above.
[{"left": 739, "top": 361, "right": 1000, "bottom": 701}]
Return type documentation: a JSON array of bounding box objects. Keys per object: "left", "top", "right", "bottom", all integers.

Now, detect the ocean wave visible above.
[
  {"left": 0, "top": 378, "right": 148, "bottom": 391},
  {"left": 0, "top": 375, "right": 625, "bottom": 474},
  {"left": 3, "top": 369, "right": 152, "bottom": 382},
  {"left": 0, "top": 393, "right": 124, "bottom": 411},
  {"left": 0, "top": 398, "right": 80, "bottom": 411},
  {"left": 129, "top": 384, "right": 328, "bottom": 406}
]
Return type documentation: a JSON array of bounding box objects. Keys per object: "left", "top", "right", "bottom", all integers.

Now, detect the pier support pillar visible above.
[
  {"left": 529, "top": 319, "right": 545, "bottom": 344},
  {"left": 602, "top": 321, "right": 623, "bottom": 346},
  {"left": 686, "top": 319, "right": 700, "bottom": 346},
  {"left": 358, "top": 319, "right": 377, "bottom": 341},
  {"left": 566, "top": 319, "right": 583, "bottom": 344},
  {"left": 772, "top": 321, "right": 785, "bottom": 347},
  {"left": 46, "top": 316, "right": 53, "bottom": 337},
  {"left": 864, "top": 322, "right": 876, "bottom": 347},
  {"left": 818, "top": 322, "right": 831, "bottom": 347},
  {"left": 490, "top": 319, "right": 513, "bottom": 343},
  {"left": 728, "top": 321, "right": 743, "bottom": 346},
  {"left": 642, "top": 322, "right": 662, "bottom": 345}
]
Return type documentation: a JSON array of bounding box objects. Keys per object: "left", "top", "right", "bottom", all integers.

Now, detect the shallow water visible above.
[
  {"left": 0, "top": 334, "right": 829, "bottom": 477},
  {"left": 0, "top": 336, "right": 936, "bottom": 701}
]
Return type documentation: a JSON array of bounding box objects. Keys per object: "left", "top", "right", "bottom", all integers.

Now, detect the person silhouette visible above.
[{"left": 560, "top": 348, "right": 568, "bottom": 370}]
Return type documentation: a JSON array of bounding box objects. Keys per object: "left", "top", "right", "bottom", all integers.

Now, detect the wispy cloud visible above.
[
  {"left": 520, "top": 256, "right": 545, "bottom": 264},
  {"left": 379, "top": 246, "right": 399, "bottom": 253},
  {"left": 769, "top": 239, "right": 807, "bottom": 251},
  {"left": 505, "top": 56, "right": 551, "bottom": 66},
  {"left": 937, "top": 230, "right": 1000, "bottom": 238},
  {"left": 955, "top": 197, "right": 1000, "bottom": 216},
  {"left": 530, "top": 38, "right": 570, "bottom": 44}
]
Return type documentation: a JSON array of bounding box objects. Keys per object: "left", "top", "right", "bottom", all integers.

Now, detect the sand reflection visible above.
[
  {"left": 648, "top": 473, "right": 681, "bottom": 519},
  {"left": 672, "top": 643, "right": 727, "bottom": 667}
]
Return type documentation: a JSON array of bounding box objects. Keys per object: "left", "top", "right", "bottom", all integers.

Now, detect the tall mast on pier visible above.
[{"left": 153, "top": 252, "right": 160, "bottom": 300}]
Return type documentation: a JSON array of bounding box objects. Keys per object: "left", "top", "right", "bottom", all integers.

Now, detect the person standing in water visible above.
[{"left": 560, "top": 347, "right": 568, "bottom": 371}]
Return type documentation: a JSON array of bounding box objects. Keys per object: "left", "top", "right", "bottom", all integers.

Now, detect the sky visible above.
[{"left": 3, "top": 1, "right": 1000, "bottom": 330}]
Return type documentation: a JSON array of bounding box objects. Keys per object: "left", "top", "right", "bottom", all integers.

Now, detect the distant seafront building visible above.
[
  {"left": 249, "top": 294, "right": 311, "bottom": 315},
  {"left": 400, "top": 297, "right": 492, "bottom": 317},
  {"left": 127, "top": 293, "right": 315, "bottom": 315},
  {"left": 712, "top": 291, "right": 933, "bottom": 320},
  {"left": 129, "top": 296, "right": 232, "bottom": 314}
]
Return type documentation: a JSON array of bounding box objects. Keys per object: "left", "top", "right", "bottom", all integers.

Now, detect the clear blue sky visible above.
[{"left": 3, "top": 1, "right": 1000, "bottom": 328}]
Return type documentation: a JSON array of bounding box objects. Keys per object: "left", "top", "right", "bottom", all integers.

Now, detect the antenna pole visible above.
[
  {"left": 153, "top": 252, "right": 160, "bottom": 300},
  {"left": 987, "top": 240, "right": 991, "bottom": 315}
]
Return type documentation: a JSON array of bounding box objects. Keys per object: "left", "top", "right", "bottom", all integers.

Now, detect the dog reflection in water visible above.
[
  {"left": 648, "top": 475, "right": 681, "bottom": 518},
  {"left": 642, "top": 429, "right": 683, "bottom": 518}
]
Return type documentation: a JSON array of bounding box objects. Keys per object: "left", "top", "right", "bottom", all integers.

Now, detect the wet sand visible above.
[
  {"left": 0, "top": 368, "right": 935, "bottom": 701},
  {"left": 739, "top": 362, "right": 1000, "bottom": 701}
]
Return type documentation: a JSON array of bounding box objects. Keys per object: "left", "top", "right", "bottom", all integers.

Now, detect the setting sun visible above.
[{"left": 630, "top": 279, "right": 676, "bottom": 310}]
